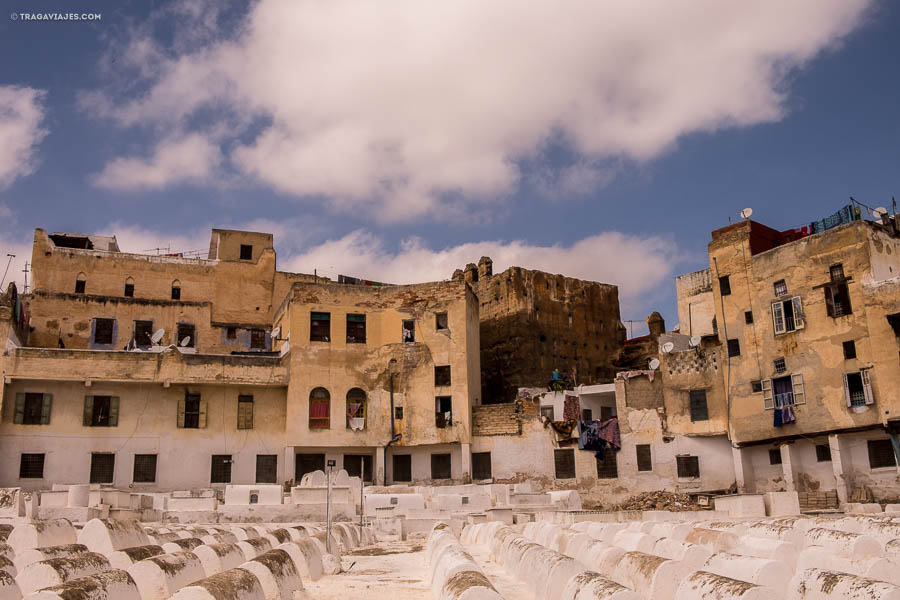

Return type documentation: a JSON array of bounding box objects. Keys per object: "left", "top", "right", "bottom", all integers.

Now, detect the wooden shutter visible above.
[
  {"left": 177, "top": 398, "right": 186, "bottom": 428},
  {"left": 792, "top": 296, "right": 805, "bottom": 329},
  {"left": 772, "top": 302, "right": 785, "bottom": 334},
  {"left": 198, "top": 401, "right": 208, "bottom": 428},
  {"left": 41, "top": 394, "right": 52, "bottom": 424},
  {"left": 762, "top": 379, "right": 774, "bottom": 409},
  {"left": 862, "top": 369, "right": 874, "bottom": 405},
  {"left": 237, "top": 398, "right": 253, "bottom": 430},
  {"left": 83, "top": 396, "right": 94, "bottom": 426},
  {"left": 14, "top": 393, "right": 25, "bottom": 424},
  {"left": 843, "top": 373, "right": 851, "bottom": 407},
  {"left": 109, "top": 397, "right": 119, "bottom": 426},
  {"left": 791, "top": 374, "right": 805, "bottom": 405}
]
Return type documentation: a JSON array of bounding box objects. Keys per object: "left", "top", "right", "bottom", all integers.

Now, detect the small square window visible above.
[
  {"left": 843, "top": 340, "right": 857, "bottom": 360},
  {"left": 596, "top": 451, "right": 617, "bottom": 479},
  {"left": 774, "top": 357, "right": 786, "bottom": 373},
  {"left": 868, "top": 439, "right": 896, "bottom": 469},
  {"left": 394, "top": 406, "right": 403, "bottom": 420},
  {"left": 75, "top": 279, "right": 86, "bottom": 294},
  {"left": 402, "top": 320, "right": 415, "bottom": 343},
  {"left": 211, "top": 455, "right": 232, "bottom": 483},
  {"left": 134, "top": 320, "right": 153, "bottom": 347},
  {"left": 689, "top": 389, "right": 709, "bottom": 422},
  {"left": 554, "top": 449, "right": 576, "bottom": 479},
  {"left": 19, "top": 453, "right": 45, "bottom": 479},
  {"left": 435, "top": 396, "right": 452, "bottom": 428},
  {"left": 256, "top": 455, "right": 277, "bottom": 484},
  {"left": 436, "top": 312, "right": 449, "bottom": 330},
  {"left": 815, "top": 444, "right": 832, "bottom": 462},
  {"left": 226, "top": 327, "right": 237, "bottom": 340},
  {"left": 133, "top": 454, "right": 157, "bottom": 483},
  {"left": 430, "top": 453, "right": 451, "bottom": 479},
  {"left": 676, "top": 455, "right": 700, "bottom": 478},
  {"left": 830, "top": 264, "right": 845, "bottom": 281},
  {"left": 769, "top": 449, "right": 782, "bottom": 465},
  {"left": 774, "top": 280, "right": 788, "bottom": 297},
  {"left": 745, "top": 311, "right": 754, "bottom": 324},
  {"left": 636, "top": 444, "right": 652, "bottom": 472},
  {"left": 21, "top": 393, "right": 46, "bottom": 425},
  {"left": 581, "top": 408, "right": 593, "bottom": 421},
  {"left": 472, "top": 452, "right": 492, "bottom": 480},
  {"left": 346, "top": 314, "right": 366, "bottom": 344},
  {"left": 727, "top": 339, "right": 741, "bottom": 357},
  {"left": 434, "top": 365, "right": 451, "bottom": 387},
  {"left": 540, "top": 406, "right": 554, "bottom": 420},
  {"left": 718, "top": 276, "right": 731, "bottom": 296},
  {"left": 392, "top": 455, "right": 412, "bottom": 482},
  {"left": 250, "top": 329, "right": 266, "bottom": 350},
  {"left": 177, "top": 323, "right": 195, "bottom": 347},
  {"left": 751, "top": 380, "right": 763, "bottom": 393},
  {"left": 124, "top": 283, "right": 134, "bottom": 297},
  {"left": 90, "top": 453, "right": 115, "bottom": 484},
  {"left": 171, "top": 286, "right": 181, "bottom": 300},
  {"left": 310, "top": 312, "right": 331, "bottom": 342},
  {"left": 93, "top": 318, "right": 115, "bottom": 345},
  {"left": 240, "top": 244, "right": 253, "bottom": 260}
]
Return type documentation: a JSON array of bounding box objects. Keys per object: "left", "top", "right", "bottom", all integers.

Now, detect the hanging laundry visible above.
[
  {"left": 773, "top": 407, "right": 783, "bottom": 428},
  {"left": 597, "top": 416, "right": 621, "bottom": 450},
  {"left": 578, "top": 420, "right": 601, "bottom": 451},
  {"left": 549, "top": 420, "right": 578, "bottom": 440},
  {"left": 563, "top": 395, "right": 581, "bottom": 421},
  {"left": 782, "top": 405, "right": 796, "bottom": 425}
]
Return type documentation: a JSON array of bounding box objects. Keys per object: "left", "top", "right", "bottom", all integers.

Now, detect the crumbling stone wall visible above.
[{"left": 453, "top": 257, "right": 624, "bottom": 403}]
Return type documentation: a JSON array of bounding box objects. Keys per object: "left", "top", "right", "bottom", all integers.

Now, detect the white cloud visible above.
[
  {"left": 282, "top": 229, "right": 683, "bottom": 304},
  {"left": 90, "top": 133, "right": 222, "bottom": 190},
  {"left": 104, "top": 223, "right": 212, "bottom": 257},
  {"left": 0, "top": 86, "right": 48, "bottom": 190},
  {"left": 86, "top": 0, "right": 871, "bottom": 220}
]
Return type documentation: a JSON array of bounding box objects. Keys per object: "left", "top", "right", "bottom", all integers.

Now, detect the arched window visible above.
[
  {"left": 171, "top": 280, "right": 181, "bottom": 300},
  {"left": 309, "top": 387, "right": 330, "bottom": 429},
  {"left": 124, "top": 277, "right": 135, "bottom": 297},
  {"left": 75, "top": 272, "right": 86, "bottom": 294},
  {"left": 346, "top": 388, "right": 367, "bottom": 430}
]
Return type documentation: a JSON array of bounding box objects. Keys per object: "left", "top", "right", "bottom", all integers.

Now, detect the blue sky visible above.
[{"left": 0, "top": 0, "right": 896, "bottom": 335}]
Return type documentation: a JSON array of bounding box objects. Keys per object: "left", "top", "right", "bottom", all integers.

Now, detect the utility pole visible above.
[
  {"left": 21, "top": 262, "right": 29, "bottom": 294},
  {"left": 0, "top": 254, "right": 14, "bottom": 290},
  {"left": 325, "top": 459, "right": 335, "bottom": 554},
  {"left": 360, "top": 455, "right": 365, "bottom": 530}
]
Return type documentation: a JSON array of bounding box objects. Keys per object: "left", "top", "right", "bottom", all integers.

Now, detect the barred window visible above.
[
  {"left": 596, "top": 451, "right": 618, "bottom": 479},
  {"left": 868, "top": 439, "right": 896, "bottom": 469},
  {"left": 19, "top": 454, "right": 45, "bottom": 479},
  {"left": 133, "top": 454, "right": 157, "bottom": 483},
  {"left": 554, "top": 449, "right": 576, "bottom": 479},
  {"left": 93, "top": 318, "right": 115, "bottom": 345},
  {"left": 211, "top": 455, "right": 232, "bottom": 483},
  {"left": 431, "top": 453, "right": 451, "bottom": 479},
  {"left": 472, "top": 452, "right": 492, "bottom": 480},
  {"left": 676, "top": 455, "right": 700, "bottom": 478},
  {"left": 90, "top": 453, "right": 115, "bottom": 484},
  {"left": 250, "top": 330, "right": 266, "bottom": 350},
  {"left": 256, "top": 455, "right": 277, "bottom": 484},
  {"left": 392, "top": 454, "right": 412, "bottom": 482},
  {"left": 689, "top": 390, "right": 709, "bottom": 422},
  {"left": 636, "top": 445, "right": 652, "bottom": 472},
  {"left": 727, "top": 339, "right": 741, "bottom": 357},
  {"left": 343, "top": 454, "right": 372, "bottom": 482}
]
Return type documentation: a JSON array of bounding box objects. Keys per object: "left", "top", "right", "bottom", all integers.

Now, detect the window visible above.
[
  {"left": 762, "top": 374, "right": 806, "bottom": 409},
  {"left": 830, "top": 263, "right": 845, "bottom": 281},
  {"left": 75, "top": 273, "right": 86, "bottom": 294},
  {"left": 256, "top": 455, "right": 277, "bottom": 484},
  {"left": 346, "top": 314, "right": 366, "bottom": 343},
  {"left": 844, "top": 370, "right": 874, "bottom": 407},
  {"left": 769, "top": 449, "right": 782, "bottom": 465},
  {"left": 581, "top": 408, "right": 593, "bottom": 421},
  {"left": 176, "top": 323, "right": 195, "bottom": 347},
  {"left": 295, "top": 454, "right": 325, "bottom": 482},
  {"left": 392, "top": 455, "right": 412, "bottom": 482},
  {"left": 435, "top": 396, "right": 452, "bottom": 428},
  {"left": 689, "top": 390, "right": 709, "bottom": 422},
  {"left": 751, "top": 380, "right": 763, "bottom": 393},
  {"left": 250, "top": 330, "right": 266, "bottom": 350},
  {"left": 472, "top": 452, "right": 492, "bottom": 480},
  {"left": 434, "top": 366, "right": 451, "bottom": 387},
  {"left": 436, "top": 312, "right": 448, "bottom": 330},
  {"left": 346, "top": 388, "right": 366, "bottom": 430},
  {"left": 310, "top": 312, "right": 330, "bottom": 342},
  {"left": 133, "top": 455, "right": 157, "bottom": 483},
  {"left": 718, "top": 275, "right": 731, "bottom": 296},
  {"left": 554, "top": 449, "right": 576, "bottom": 479},
  {"left": 171, "top": 280, "right": 181, "bottom": 300},
  {"left": 774, "top": 357, "right": 786, "bottom": 373},
  {"left": 600, "top": 406, "right": 615, "bottom": 421},
  {"left": 727, "top": 339, "right": 741, "bottom": 357},
  {"left": 179, "top": 393, "right": 205, "bottom": 429},
  {"left": 843, "top": 340, "right": 857, "bottom": 360},
  {"left": 636, "top": 445, "right": 652, "bottom": 472},
  {"left": 540, "top": 406, "right": 555, "bottom": 420},
  {"left": 237, "top": 395, "right": 254, "bottom": 429},
  {"left": 90, "top": 453, "right": 115, "bottom": 484},
  {"left": 773, "top": 280, "right": 788, "bottom": 297},
  {"left": 772, "top": 296, "right": 805, "bottom": 334},
  {"left": 83, "top": 396, "right": 119, "bottom": 427},
  {"left": 868, "top": 439, "right": 896, "bottom": 469},
  {"left": 816, "top": 444, "right": 832, "bottom": 462},
  {"left": 431, "top": 453, "right": 451, "bottom": 479},
  {"left": 309, "top": 387, "right": 331, "bottom": 429},
  {"left": 343, "top": 455, "right": 373, "bottom": 482},
  {"left": 240, "top": 244, "right": 253, "bottom": 260},
  {"left": 124, "top": 278, "right": 134, "bottom": 297},
  {"left": 226, "top": 327, "right": 237, "bottom": 340},
  {"left": 825, "top": 282, "right": 852, "bottom": 317},
  {"left": 211, "top": 455, "right": 232, "bottom": 483},
  {"left": 888, "top": 313, "right": 900, "bottom": 338},
  {"left": 93, "top": 318, "right": 115, "bottom": 345},
  {"left": 134, "top": 320, "right": 153, "bottom": 348},
  {"left": 676, "top": 455, "right": 700, "bottom": 478},
  {"left": 745, "top": 311, "right": 754, "bottom": 324},
  {"left": 596, "top": 451, "right": 617, "bottom": 479},
  {"left": 395, "top": 407, "right": 403, "bottom": 420},
  {"left": 19, "top": 454, "right": 45, "bottom": 479},
  {"left": 402, "top": 320, "right": 415, "bottom": 343},
  {"left": 15, "top": 393, "right": 51, "bottom": 425}
]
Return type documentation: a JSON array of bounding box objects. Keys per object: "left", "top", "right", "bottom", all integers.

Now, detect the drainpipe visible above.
[{"left": 386, "top": 359, "right": 402, "bottom": 448}]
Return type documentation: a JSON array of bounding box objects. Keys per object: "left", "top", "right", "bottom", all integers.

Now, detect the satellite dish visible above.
[
  {"left": 179, "top": 336, "right": 191, "bottom": 347},
  {"left": 648, "top": 358, "right": 660, "bottom": 370},
  {"left": 150, "top": 329, "right": 165, "bottom": 344},
  {"left": 690, "top": 336, "right": 702, "bottom": 347},
  {"left": 874, "top": 207, "right": 889, "bottom": 219},
  {"left": 740, "top": 208, "right": 753, "bottom": 219},
  {"left": 270, "top": 326, "right": 281, "bottom": 339},
  {"left": 661, "top": 342, "right": 675, "bottom": 354}
]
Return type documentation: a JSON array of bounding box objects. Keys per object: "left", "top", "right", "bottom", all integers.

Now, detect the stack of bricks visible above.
[
  {"left": 472, "top": 403, "right": 522, "bottom": 436},
  {"left": 798, "top": 490, "right": 839, "bottom": 512}
]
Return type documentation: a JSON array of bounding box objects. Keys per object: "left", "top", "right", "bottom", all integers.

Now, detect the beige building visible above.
[
  {"left": 0, "top": 228, "right": 480, "bottom": 490},
  {"left": 706, "top": 212, "right": 900, "bottom": 505}
]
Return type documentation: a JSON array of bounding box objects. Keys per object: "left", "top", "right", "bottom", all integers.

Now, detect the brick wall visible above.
[{"left": 473, "top": 403, "right": 522, "bottom": 436}]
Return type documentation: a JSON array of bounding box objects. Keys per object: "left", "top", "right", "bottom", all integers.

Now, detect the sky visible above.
[{"left": 1, "top": 0, "right": 898, "bottom": 336}]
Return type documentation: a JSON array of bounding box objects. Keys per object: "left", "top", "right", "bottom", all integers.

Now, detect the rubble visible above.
[{"left": 607, "top": 491, "right": 705, "bottom": 512}]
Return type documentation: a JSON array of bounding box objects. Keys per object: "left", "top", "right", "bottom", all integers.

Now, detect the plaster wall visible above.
[{"left": 676, "top": 269, "right": 716, "bottom": 337}]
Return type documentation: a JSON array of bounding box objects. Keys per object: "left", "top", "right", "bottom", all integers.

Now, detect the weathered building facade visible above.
[
  {"left": 0, "top": 228, "right": 480, "bottom": 490},
  {"left": 454, "top": 257, "right": 625, "bottom": 403}
]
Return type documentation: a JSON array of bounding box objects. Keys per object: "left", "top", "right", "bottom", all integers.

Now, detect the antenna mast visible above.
[{"left": 21, "top": 262, "right": 29, "bottom": 293}]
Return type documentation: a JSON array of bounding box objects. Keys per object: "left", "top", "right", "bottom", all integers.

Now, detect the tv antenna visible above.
[{"left": 21, "top": 262, "right": 29, "bottom": 294}]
